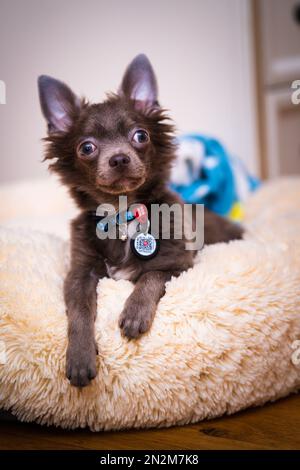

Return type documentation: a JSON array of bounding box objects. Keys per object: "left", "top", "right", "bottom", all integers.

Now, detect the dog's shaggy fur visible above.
[{"left": 38, "top": 55, "right": 242, "bottom": 387}]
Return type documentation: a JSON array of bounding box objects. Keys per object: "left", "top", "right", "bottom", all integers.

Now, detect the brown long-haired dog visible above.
[{"left": 38, "top": 54, "right": 243, "bottom": 387}]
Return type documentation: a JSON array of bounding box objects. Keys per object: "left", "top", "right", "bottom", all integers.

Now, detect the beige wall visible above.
[{"left": 0, "top": 0, "right": 258, "bottom": 184}]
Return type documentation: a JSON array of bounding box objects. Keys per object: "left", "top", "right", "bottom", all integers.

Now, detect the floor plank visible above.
[{"left": 0, "top": 393, "right": 299, "bottom": 450}]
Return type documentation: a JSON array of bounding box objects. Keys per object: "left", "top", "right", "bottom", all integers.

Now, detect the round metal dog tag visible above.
[{"left": 131, "top": 232, "right": 159, "bottom": 259}]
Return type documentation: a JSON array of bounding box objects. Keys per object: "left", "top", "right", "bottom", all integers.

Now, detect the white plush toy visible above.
[
  {"left": 171, "top": 138, "right": 205, "bottom": 187},
  {"left": 170, "top": 134, "right": 260, "bottom": 220}
]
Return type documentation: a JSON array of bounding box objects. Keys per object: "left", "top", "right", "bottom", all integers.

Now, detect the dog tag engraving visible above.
[{"left": 131, "top": 232, "right": 159, "bottom": 259}]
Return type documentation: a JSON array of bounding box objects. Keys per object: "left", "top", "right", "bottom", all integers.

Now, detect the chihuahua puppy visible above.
[{"left": 38, "top": 54, "right": 242, "bottom": 387}]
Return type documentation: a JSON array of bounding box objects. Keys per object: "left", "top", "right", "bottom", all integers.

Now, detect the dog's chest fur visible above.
[
  {"left": 77, "top": 207, "right": 195, "bottom": 283},
  {"left": 103, "top": 236, "right": 137, "bottom": 281}
]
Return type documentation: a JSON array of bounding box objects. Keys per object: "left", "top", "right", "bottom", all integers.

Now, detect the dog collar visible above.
[
  {"left": 89, "top": 204, "right": 147, "bottom": 235},
  {"left": 89, "top": 204, "right": 159, "bottom": 259}
]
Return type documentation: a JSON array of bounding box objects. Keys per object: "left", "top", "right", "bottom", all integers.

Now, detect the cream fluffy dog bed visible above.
[{"left": 0, "top": 177, "right": 300, "bottom": 431}]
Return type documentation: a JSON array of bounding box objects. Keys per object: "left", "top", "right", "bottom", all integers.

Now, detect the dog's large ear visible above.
[
  {"left": 38, "top": 75, "right": 80, "bottom": 133},
  {"left": 119, "top": 54, "right": 158, "bottom": 111}
]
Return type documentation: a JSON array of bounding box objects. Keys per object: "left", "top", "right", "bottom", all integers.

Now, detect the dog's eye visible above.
[
  {"left": 132, "top": 129, "right": 149, "bottom": 145},
  {"left": 78, "top": 141, "right": 97, "bottom": 157}
]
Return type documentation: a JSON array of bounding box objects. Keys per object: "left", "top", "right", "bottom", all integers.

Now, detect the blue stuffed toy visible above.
[{"left": 170, "top": 134, "right": 259, "bottom": 221}]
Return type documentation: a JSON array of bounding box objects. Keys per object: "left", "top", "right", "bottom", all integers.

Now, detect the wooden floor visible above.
[{"left": 0, "top": 393, "right": 299, "bottom": 450}]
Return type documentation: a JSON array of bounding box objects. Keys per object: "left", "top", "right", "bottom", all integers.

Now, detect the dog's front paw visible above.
[
  {"left": 66, "top": 341, "right": 98, "bottom": 387},
  {"left": 119, "top": 299, "right": 155, "bottom": 339}
]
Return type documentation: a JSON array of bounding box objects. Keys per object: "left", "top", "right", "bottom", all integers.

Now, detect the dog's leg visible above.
[
  {"left": 64, "top": 261, "right": 106, "bottom": 387},
  {"left": 119, "top": 270, "right": 178, "bottom": 339}
]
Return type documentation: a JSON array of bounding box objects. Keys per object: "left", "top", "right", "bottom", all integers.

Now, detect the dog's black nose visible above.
[{"left": 109, "top": 154, "right": 131, "bottom": 168}]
